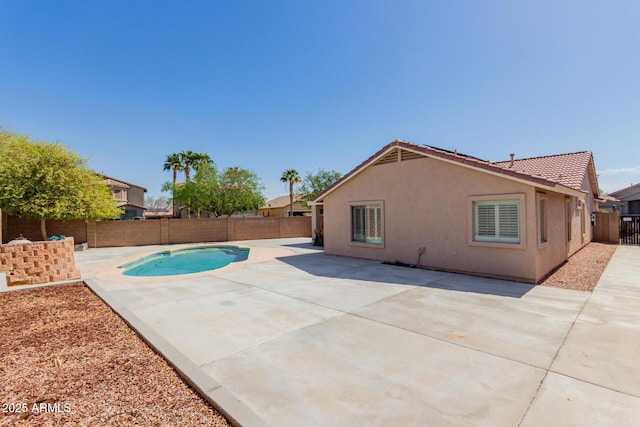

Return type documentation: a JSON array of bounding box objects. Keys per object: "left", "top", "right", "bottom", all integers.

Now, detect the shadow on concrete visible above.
[
  {"left": 281, "top": 242, "right": 323, "bottom": 251},
  {"left": 276, "top": 251, "right": 534, "bottom": 298}
]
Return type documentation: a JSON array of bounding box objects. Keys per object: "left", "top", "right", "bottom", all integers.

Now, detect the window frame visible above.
[
  {"left": 467, "top": 194, "right": 526, "bottom": 249},
  {"left": 349, "top": 201, "right": 384, "bottom": 247},
  {"left": 537, "top": 193, "right": 548, "bottom": 247},
  {"left": 566, "top": 197, "right": 573, "bottom": 243}
]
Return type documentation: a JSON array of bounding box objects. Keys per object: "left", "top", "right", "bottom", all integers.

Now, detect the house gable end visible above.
[{"left": 313, "top": 140, "right": 585, "bottom": 204}]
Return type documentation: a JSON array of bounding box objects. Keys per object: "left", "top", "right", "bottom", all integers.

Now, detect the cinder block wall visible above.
[
  {"left": 229, "top": 217, "right": 280, "bottom": 240},
  {"left": 95, "top": 220, "right": 162, "bottom": 247},
  {"left": 0, "top": 237, "right": 81, "bottom": 286},
  {"left": 593, "top": 212, "right": 620, "bottom": 243},
  {"left": 280, "top": 217, "right": 314, "bottom": 238},
  {"left": 169, "top": 218, "right": 230, "bottom": 244},
  {"left": 5, "top": 216, "right": 312, "bottom": 247},
  {"left": 4, "top": 216, "right": 88, "bottom": 243}
]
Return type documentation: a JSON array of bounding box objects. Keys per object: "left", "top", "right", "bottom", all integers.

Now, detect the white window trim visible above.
[
  {"left": 349, "top": 200, "right": 384, "bottom": 248},
  {"left": 566, "top": 197, "right": 573, "bottom": 243},
  {"left": 467, "top": 193, "right": 526, "bottom": 250},
  {"left": 537, "top": 193, "right": 548, "bottom": 248},
  {"left": 580, "top": 199, "right": 587, "bottom": 243}
]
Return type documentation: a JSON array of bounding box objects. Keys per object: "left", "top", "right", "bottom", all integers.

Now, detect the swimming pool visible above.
[{"left": 120, "top": 246, "right": 249, "bottom": 276}]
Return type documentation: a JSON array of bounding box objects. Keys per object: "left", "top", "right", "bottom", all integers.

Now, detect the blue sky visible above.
[{"left": 1, "top": 1, "right": 639, "bottom": 200}]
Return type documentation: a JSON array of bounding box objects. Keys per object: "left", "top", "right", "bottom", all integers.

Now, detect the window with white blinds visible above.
[
  {"left": 351, "top": 204, "right": 382, "bottom": 244},
  {"left": 473, "top": 200, "right": 520, "bottom": 243}
]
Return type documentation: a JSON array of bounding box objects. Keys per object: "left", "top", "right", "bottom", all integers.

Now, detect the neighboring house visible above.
[
  {"left": 604, "top": 183, "right": 640, "bottom": 214},
  {"left": 598, "top": 194, "right": 622, "bottom": 213},
  {"left": 144, "top": 207, "right": 173, "bottom": 219},
  {"left": 311, "top": 140, "right": 600, "bottom": 284},
  {"left": 259, "top": 195, "right": 311, "bottom": 217},
  {"left": 103, "top": 176, "right": 147, "bottom": 220}
]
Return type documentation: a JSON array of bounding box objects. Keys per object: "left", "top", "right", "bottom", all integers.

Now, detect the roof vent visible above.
[{"left": 509, "top": 153, "right": 515, "bottom": 168}]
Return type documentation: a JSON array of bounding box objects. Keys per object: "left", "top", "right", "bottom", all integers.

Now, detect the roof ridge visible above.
[
  {"left": 421, "top": 144, "right": 487, "bottom": 162},
  {"left": 495, "top": 150, "right": 592, "bottom": 163}
]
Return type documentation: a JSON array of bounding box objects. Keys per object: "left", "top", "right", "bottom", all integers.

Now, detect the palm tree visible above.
[
  {"left": 177, "top": 151, "right": 213, "bottom": 218},
  {"left": 192, "top": 153, "right": 213, "bottom": 176},
  {"left": 179, "top": 150, "right": 197, "bottom": 182},
  {"left": 280, "top": 169, "right": 301, "bottom": 217},
  {"left": 163, "top": 153, "right": 184, "bottom": 217}
]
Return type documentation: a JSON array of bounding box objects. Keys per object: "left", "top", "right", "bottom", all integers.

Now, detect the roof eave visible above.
[{"left": 312, "top": 140, "right": 590, "bottom": 202}]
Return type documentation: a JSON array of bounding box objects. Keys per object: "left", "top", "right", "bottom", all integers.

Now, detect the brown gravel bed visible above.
[
  {"left": 539, "top": 242, "right": 618, "bottom": 292},
  {"left": 0, "top": 283, "right": 229, "bottom": 427}
]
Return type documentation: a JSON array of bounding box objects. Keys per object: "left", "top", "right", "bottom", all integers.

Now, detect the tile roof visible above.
[
  {"left": 493, "top": 151, "right": 594, "bottom": 192},
  {"left": 599, "top": 194, "right": 620, "bottom": 203},
  {"left": 102, "top": 175, "right": 148, "bottom": 192},
  {"left": 313, "top": 140, "right": 597, "bottom": 202},
  {"left": 261, "top": 194, "right": 309, "bottom": 209},
  {"left": 103, "top": 177, "right": 130, "bottom": 189}
]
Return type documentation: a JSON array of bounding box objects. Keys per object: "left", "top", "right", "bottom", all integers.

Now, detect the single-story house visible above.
[
  {"left": 311, "top": 140, "right": 600, "bottom": 283},
  {"left": 259, "top": 195, "right": 311, "bottom": 217},
  {"left": 604, "top": 183, "right": 640, "bottom": 214},
  {"left": 103, "top": 176, "right": 147, "bottom": 220}
]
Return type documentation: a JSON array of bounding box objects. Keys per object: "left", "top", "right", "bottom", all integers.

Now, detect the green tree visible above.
[
  {"left": 188, "top": 163, "right": 219, "bottom": 218},
  {"left": 175, "top": 151, "right": 212, "bottom": 218},
  {"left": 215, "top": 167, "right": 265, "bottom": 217},
  {"left": 280, "top": 169, "right": 301, "bottom": 217},
  {"left": 163, "top": 164, "right": 264, "bottom": 218},
  {"left": 0, "top": 130, "right": 121, "bottom": 240},
  {"left": 299, "top": 169, "right": 342, "bottom": 207}
]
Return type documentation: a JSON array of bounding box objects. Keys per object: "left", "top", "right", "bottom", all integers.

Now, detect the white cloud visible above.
[{"left": 598, "top": 166, "right": 640, "bottom": 176}]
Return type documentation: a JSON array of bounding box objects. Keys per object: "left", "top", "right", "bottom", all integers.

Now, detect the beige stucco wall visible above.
[
  {"left": 128, "top": 185, "right": 146, "bottom": 208},
  {"left": 322, "top": 156, "right": 589, "bottom": 283}
]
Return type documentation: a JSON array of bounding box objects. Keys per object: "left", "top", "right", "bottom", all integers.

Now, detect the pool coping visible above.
[{"left": 91, "top": 243, "right": 296, "bottom": 283}]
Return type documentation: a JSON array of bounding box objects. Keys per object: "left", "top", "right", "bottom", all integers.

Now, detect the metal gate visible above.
[{"left": 620, "top": 215, "right": 640, "bottom": 245}]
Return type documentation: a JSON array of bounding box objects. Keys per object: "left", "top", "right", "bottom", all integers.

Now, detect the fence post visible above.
[
  {"left": 86, "top": 221, "right": 97, "bottom": 248},
  {"left": 160, "top": 218, "right": 169, "bottom": 244},
  {"left": 609, "top": 212, "right": 620, "bottom": 243},
  {"left": 227, "top": 217, "right": 233, "bottom": 241}
]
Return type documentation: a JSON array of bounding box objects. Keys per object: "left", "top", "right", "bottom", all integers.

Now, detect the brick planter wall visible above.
[{"left": 0, "top": 237, "right": 81, "bottom": 286}]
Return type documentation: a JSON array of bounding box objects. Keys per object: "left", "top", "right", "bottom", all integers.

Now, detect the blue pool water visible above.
[{"left": 120, "top": 246, "right": 249, "bottom": 276}]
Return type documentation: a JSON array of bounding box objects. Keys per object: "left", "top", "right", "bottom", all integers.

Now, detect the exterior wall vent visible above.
[{"left": 373, "top": 149, "right": 400, "bottom": 166}]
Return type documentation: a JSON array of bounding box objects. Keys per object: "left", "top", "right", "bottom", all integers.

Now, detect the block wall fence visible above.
[
  {"left": 592, "top": 211, "right": 619, "bottom": 244},
  {"left": 3, "top": 215, "right": 312, "bottom": 248},
  {"left": 0, "top": 237, "right": 81, "bottom": 286}
]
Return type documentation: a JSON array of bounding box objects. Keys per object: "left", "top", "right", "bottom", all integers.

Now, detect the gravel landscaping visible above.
[
  {"left": 0, "top": 283, "right": 229, "bottom": 427},
  {"left": 539, "top": 242, "right": 618, "bottom": 292}
]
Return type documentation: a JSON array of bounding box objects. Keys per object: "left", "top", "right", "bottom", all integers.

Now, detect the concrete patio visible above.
[{"left": 76, "top": 238, "right": 640, "bottom": 427}]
